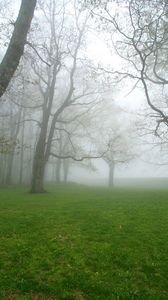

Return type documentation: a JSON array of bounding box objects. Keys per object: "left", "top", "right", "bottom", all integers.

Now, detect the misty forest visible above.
[{"left": 0, "top": 0, "right": 168, "bottom": 299}]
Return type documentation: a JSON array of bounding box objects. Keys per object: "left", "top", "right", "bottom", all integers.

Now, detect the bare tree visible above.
[
  {"left": 0, "top": 67, "right": 39, "bottom": 186},
  {"left": 93, "top": 0, "right": 168, "bottom": 142},
  {"left": 0, "top": 0, "right": 37, "bottom": 98},
  {"left": 103, "top": 131, "right": 134, "bottom": 187},
  {"left": 27, "top": 0, "right": 103, "bottom": 193}
]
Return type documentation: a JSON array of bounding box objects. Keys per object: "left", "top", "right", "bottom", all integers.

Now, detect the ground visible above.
[{"left": 0, "top": 184, "right": 168, "bottom": 300}]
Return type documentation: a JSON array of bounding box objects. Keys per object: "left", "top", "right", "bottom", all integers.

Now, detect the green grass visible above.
[{"left": 0, "top": 184, "right": 168, "bottom": 300}]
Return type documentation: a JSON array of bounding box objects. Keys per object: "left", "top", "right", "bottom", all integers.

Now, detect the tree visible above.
[
  {"left": 0, "top": 0, "right": 37, "bottom": 98},
  {"left": 27, "top": 0, "right": 104, "bottom": 193},
  {"left": 92, "top": 0, "right": 168, "bottom": 142},
  {"left": 93, "top": 113, "right": 135, "bottom": 186},
  {"left": 0, "top": 66, "right": 39, "bottom": 186},
  {"left": 102, "top": 130, "right": 134, "bottom": 187}
]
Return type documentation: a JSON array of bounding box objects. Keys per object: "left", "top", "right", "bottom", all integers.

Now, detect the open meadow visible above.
[{"left": 0, "top": 184, "right": 168, "bottom": 300}]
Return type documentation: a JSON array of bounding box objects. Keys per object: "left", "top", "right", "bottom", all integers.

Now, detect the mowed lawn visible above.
[{"left": 0, "top": 185, "right": 168, "bottom": 300}]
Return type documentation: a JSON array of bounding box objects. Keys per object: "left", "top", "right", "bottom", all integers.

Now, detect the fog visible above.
[{"left": 0, "top": 0, "right": 168, "bottom": 192}]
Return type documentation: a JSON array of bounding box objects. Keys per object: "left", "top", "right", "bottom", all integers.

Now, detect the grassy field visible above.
[{"left": 0, "top": 184, "right": 168, "bottom": 300}]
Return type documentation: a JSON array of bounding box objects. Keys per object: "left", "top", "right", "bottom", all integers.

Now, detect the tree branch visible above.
[{"left": 0, "top": 0, "right": 37, "bottom": 98}]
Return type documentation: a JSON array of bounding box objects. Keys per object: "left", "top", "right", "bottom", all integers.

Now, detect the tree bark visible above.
[
  {"left": 55, "top": 129, "right": 63, "bottom": 183},
  {"left": 30, "top": 83, "right": 52, "bottom": 193},
  {"left": 30, "top": 148, "right": 46, "bottom": 193},
  {"left": 30, "top": 130, "right": 47, "bottom": 193},
  {"left": 31, "top": 159, "right": 46, "bottom": 193},
  {"left": 19, "top": 112, "right": 25, "bottom": 184},
  {"left": 0, "top": 0, "right": 37, "bottom": 98}
]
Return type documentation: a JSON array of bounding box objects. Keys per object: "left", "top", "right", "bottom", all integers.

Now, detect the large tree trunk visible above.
[
  {"left": 30, "top": 151, "right": 46, "bottom": 193},
  {"left": 30, "top": 99, "right": 51, "bottom": 192},
  {"left": 55, "top": 129, "right": 63, "bottom": 183},
  {"left": 108, "top": 162, "right": 115, "bottom": 187},
  {"left": 30, "top": 130, "right": 47, "bottom": 193},
  {"left": 0, "top": 0, "right": 37, "bottom": 98},
  {"left": 19, "top": 115, "right": 25, "bottom": 184}
]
